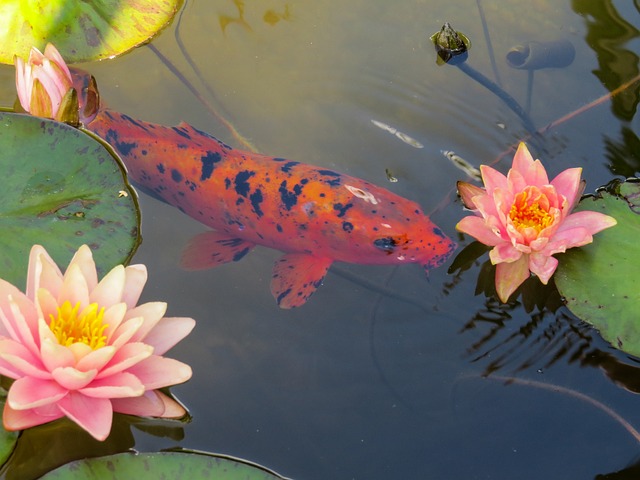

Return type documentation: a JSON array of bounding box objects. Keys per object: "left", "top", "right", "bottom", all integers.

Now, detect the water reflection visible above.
[
  {"left": 572, "top": 0, "right": 640, "bottom": 121},
  {"left": 451, "top": 241, "right": 640, "bottom": 396}
]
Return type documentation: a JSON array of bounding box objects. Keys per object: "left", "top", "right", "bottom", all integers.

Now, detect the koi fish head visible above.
[{"left": 329, "top": 182, "right": 456, "bottom": 270}]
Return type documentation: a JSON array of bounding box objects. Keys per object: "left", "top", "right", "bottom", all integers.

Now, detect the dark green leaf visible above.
[
  {"left": 0, "top": 112, "right": 140, "bottom": 287},
  {"left": 39, "top": 451, "right": 287, "bottom": 480},
  {"left": 555, "top": 180, "right": 640, "bottom": 356}
]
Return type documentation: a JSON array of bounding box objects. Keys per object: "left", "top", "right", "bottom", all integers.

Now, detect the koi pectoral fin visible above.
[
  {"left": 270, "top": 254, "right": 333, "bottom": 309},
  {"left": 180, "top": 230, "right": 255, "bottom": 270}
]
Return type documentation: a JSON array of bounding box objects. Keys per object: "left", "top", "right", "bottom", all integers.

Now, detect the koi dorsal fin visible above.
[
  {"left": 270, "top": 253, "right": 333, "bottom": 308},
  {"left": 181, "top": 230, "right": 255, "bottom": 270}
]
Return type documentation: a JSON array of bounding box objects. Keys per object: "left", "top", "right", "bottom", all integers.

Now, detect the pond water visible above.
[{"left": 5, "top": 0, "right": 640, "bottom": 478}]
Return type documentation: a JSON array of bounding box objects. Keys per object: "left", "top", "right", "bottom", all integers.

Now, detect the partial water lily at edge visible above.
[{"left": 0, "top": 245, "right": 194, "bottom": 441}]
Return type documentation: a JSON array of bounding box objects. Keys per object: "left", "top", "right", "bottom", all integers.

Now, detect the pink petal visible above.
[
  {"left": 36, "top": 288, "right": 59, "bottom": 328},
  {"left": 66, "top": 245, "right": 98, "bottom": 293},
  {"left": 122, "top": 264, "right": 148, "bottom": 309},
  {"left": 76, "top": 345, "right": 117, "bottom": 372},
  {"left": 474, "top": 191, "right": 504, "bottom": 221},
  {"left": 480, "top": 165, "right": 508, "bottom": 194},
  {"left": 125, "top": 302, "right": 167, "bottom": 342},
  {"left": 96, "top": 342, "right": 153, "bottom": 379},
  {"left": 456, "top": 216, "right": 504, "bottom": 247},
  {"left": 27, "top": 46, "right": 46, "bottom": 65},
  {"left": 0, "top": 338, "right": 49, "bottom": 379},
  {"left": 544, "top": 227, "right": 592, "bottom": 254},
  {"left": 528, "top": 253, "right": 558, "bottom": 284},
  {"left": 3, "top": 401, "right": 64, "bottom": 431},
  {"left": 551, "top": 167, "right": 583, "bottom": 208},
  {"left": 52, "top": 366, "right": 98, "bottom": 390},
  {"left": 58, "top": 263, "right": 90, "bottom": 308},
  {"left": 126, "top": 356, "right": 192, "bottom": 390},
  {"left": 0, "top": 287, "right": 39, "bottom": 355},
  {"left": 511, "top": 143, "right": 549, "bottom": 186},
  {"left": 557, "top": 210, "right": 617, "bottom": 236},
  {"left": 494, "top": 255, "right": 530, "bottom": 302},
  {"left": 43, "top": 43, "right": 72, "bottom": 85},
  {"left": 80, "top": 371, "right": 145, "bottom": 398},
  {"left": 102, "top": 302, "right": 127, "bottom": 342},
  {"left": 143, "top": 317, "right": 195, "bottom": 355},
  {"left": 490, "top": 243, "right": 523, "bottom": 264},
  {"left": 457, "top": 181, "right": 485, "bottom": 210},
  {"left": 90, "top": 265, "right": 125, "bottom": 308},
  {"left": 26, "top": 245, "right": 63, "bottom": 301},
  {"left": 13, "top": 56, "right": 31, "bottom": 112},
  {"left": 112, "top": 390, "right": 171, "bottom": 417},
  {"left": 8, "top": 377, "right": 67, "bottom": 410},
  {"left": 40, "top": 337, "right": 75, "bottom": 372},
  {"left": 154, "top": 390, "right": 188, "bottom": 418},
  {"left": 58, "top": 391, "right": 113, "bottom": 441},
  {"left": 109, "top": 316, "right": 144, "bottom": 349}
]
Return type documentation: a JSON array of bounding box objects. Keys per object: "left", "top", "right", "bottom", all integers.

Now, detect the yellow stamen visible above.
[
  {"left": 509, "top": 188, "right": 554, "bottom": 233},
  {"left": 49, "top": 300, "right": 108, "bottom": 350}
]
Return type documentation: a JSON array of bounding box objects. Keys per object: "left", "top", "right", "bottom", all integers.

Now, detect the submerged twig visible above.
[
  {"left": 456, "top": 62, "right": 536, "bottom": 133},
  {"left": 476, "top": 0, "right": 502, "bottom": 87},
  {"left": 148, "top": 3, "right": 257, "bottom": 151},
  {"left": 481, "top": 375, "right": 640, "bottom": 444}
]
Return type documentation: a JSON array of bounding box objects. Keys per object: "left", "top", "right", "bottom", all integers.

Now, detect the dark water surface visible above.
[{"left": 9, "top": 0, "right": 640, "bottom": 478}]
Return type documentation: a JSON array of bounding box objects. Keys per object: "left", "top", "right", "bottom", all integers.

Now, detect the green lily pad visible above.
[
  {"left": 0, "top": 111, "right": 140, "bottom": 287},
  {"left": 39, "top": 451, "right": 287, "bottom": 479},
  {"left": 555, "top": 179, "right": 640, "bottom": 356},
  {"left": 0, "top": 394, "right": 18, "bottom": 468},
  {"left": 0, "top": 0, "right": 184, "bottom": 63}
]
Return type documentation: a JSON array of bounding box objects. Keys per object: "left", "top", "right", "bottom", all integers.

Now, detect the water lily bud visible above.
[{"left": 14, "top": 43, "right": 78, "bottom": 125}]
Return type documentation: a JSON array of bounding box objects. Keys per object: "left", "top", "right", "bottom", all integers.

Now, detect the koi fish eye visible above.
[{"left": 373, "top": 235, "right": 409, "bottom": 253}]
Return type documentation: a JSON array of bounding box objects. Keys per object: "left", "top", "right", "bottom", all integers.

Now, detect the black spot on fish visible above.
[
  {"left": 342, "top": 222, "right": 354, "bottom": 233},
  {"left": 233, "top": 247, "right": 250, "bottom": 262},
  {"left": 276, "top": 224, "right": 283, "bottom": 233},
  {"left": 121, "top": 114, "right": 149, "bottom": 132},
  {"left": 279, "top": 180, "right": 300, "bottom": 210},
  {"left": 171, "top": 169, "right": 183, "bottom": 183},
  {"left": 272, "top": 157, "right": 286, "bottom": 162},
  {"left": 142, "top": 149, "right": 148, "bottom": 156},
  {"left": 236, "top": 197, "right": 244, "bottom": 206},
  {"left": 250, "top": 189, "right": 264, "bottom": 217},
  {"left": 172, "top": 126, "right": 191, "bottom": 139},
  {"left": 186, "top": 180, "right": 197, "bottom": 192},
  {"left": 276, "top": 288, "right": 292, "bottom": 305},
  {"left": 224, "top": 178, "right": 231, "bottom": 189},
  {"left": 280, "top": 161, "right": 299, "bottom": 173},
  {"left": 105, "top": 129, "right": 137, "bottom": 157},
  {"left": 157, "top": 163, "right": 165, "bottom": 174},
  {"left": 301, "top": 178, "right": 309, "bottom": 184},
  {"left": 318, "top": 169, "right": 342, "bottom": 186},
  {"left": 234, "top": 171, "right": 255, "bottom": 197},
  {"left": 200, "top": 150, "right": 222, "bottom": 181},
  {"left": 333, "top": 203, "right": 353, "bottom": 218}
]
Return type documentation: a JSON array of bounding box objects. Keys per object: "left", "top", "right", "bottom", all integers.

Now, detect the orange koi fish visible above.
[{"left": 74, "top": 71, "right": 456, "bottom": 308}]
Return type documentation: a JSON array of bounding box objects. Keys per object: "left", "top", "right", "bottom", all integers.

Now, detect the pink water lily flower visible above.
[
  {"left": 0, "top": 245, "right": 194, "bottom": 441},
  {"left": 456, "top": 142, "right": 617, "bottom": 302},
  {"left": 14, "top": 43, "right": 74, "bottom": 121}
]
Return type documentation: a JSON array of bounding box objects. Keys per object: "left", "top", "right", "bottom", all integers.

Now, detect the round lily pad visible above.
[
  {"left": 555, "top": 179, "right": 640, "bottom": 357},
  {"left": 0, "top": 111, "right": 140, "bottom": 287},
  {"left": 39, "top": 451, "right": 287, "bottom": 479},
  {"left": 0, "top": 0, "right": 184, "bottom": 63}
]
